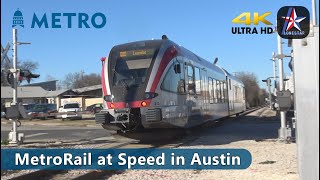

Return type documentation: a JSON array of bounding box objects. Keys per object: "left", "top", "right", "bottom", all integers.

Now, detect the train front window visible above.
[
  {"left": 113, "top": 57, "right": 152, "bottom": 86},
  {"left": 110, "top": 44, "right": 160, "bottom": 87}
]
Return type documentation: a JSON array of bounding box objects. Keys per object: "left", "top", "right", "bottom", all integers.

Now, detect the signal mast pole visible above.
[
  {"left": 12, "top": 29, "right": 18, "bottom": 106},
  {"left": 272, "top": 52, "right": 277, "bottom": 92},
  {"left": 8, "top": 29, "right": 19, "bottom": 144},
  {"left": 8, "top": 29, "right": 20, "bottom": 144},
  {"left": 8, "top": 29, "right": 31, "bottom": 144},
  {"left": 277, "top": 34, "right": 287, "bottom": 140}
]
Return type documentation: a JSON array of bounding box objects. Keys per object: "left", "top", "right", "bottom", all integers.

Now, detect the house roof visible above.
[
  {"left": 1, "top": 86, "right": 71, "bottom": 99},
  {"left": 21, "top": 80, "right": 58, "bottom": 86},
  {"left": 73, "top": 84, "right": 102, "bottom": 93},
  {"left": 1, "top": 84, "right": 102, "bottom": 99},
  {"left": 45, "top": 89, "right": 73, "bottom": 97}
]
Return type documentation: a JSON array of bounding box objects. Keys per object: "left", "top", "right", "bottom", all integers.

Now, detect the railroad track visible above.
[{"left": 7, "top": 106, "right": 264, "bottom": 180}]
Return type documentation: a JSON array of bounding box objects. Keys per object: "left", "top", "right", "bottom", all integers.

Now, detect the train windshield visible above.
[{"left": 110, "top": 41, "right": 162, "bottom": 87}]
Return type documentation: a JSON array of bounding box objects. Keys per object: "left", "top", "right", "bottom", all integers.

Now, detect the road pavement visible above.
[{"left": 1, "top": 119, "right": 113, "bottom": 143}]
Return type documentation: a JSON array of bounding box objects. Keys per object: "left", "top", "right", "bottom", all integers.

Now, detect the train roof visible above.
[
  {"left": 221, "top": 68, "right": 244, "bottom": 85},
  {"left": 110, "top": 39, "right": 243, "bottom": 85},
  {"left": 111, "top": 40, "right": 165, "bottom": 51}
]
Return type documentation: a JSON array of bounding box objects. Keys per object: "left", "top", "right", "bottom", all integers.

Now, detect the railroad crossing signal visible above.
[
  {"left": 1, "top": 43, "right": 11, "bottom": 65},
  {"left": 19, "top": 69, "right": 40, "bottom": 83},
  {"left": 7, "top": 69, "right": 40, "bottom": 86}
]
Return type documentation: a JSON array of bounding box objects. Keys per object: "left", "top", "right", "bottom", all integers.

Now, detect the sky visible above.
[{"left": 1, "top": 0, "right": 317, "bottom": 88}]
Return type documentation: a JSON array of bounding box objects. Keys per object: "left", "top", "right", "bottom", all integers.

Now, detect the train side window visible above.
[
  {"left": 223, "top": 82, "right": 228, "bottom": 103},
  {"left": 208, "top": 77, "right": 213, "bottom": 103},
  {"left": 238, "top": 86, "right": 241, "bottom": 102},
  {"left": 238, "top": 86, "right": 242, "bottom": 102},
  {"left": 194, "top": 67, "right": 201, "bottom": 94},
  {"left": 187, "top": 65, "right": 195, "bottom": 94},
  {"left": 220, "top": 81, "right": 224, "bottom": 102},
  {"left": 161, "top": 63, "right": 185, "bottom": 93},
  {"left": 217, "top": 81, "right": 222, "bottom": 103},
  {"left": 229, "top": 79, "right": 231, "bottom": 90},
  {"left": 243, "top": 87, "right": 246, "bottom": 100},
  {"left": 201, "top": 70, "right": 208, "bottom": 102},
  {"left": 235, "top": 86, "right": 238, "bottom": 103},
  {"left": 222, "top": 82, "right": 225, "bottom": 103},
  {"left": 234, "top": 86, "right": 242, "bottom": 103},
  {"left": 213, "top": 79, "right": 217, "bottom": 103},
  {"left": 178, "top": 63, "right": 185, "bottom": 94}
]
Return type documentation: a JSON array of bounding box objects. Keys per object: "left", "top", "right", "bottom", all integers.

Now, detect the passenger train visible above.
[{"left": 95, "top": 37, "right": 246, "bottom": 132}]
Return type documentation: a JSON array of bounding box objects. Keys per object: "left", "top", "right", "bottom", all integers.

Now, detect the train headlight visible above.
[
  {"left": 141, "top": 101, "right": 147, "bottom": 107},
  {"left": 104, "top": 95, "right": 114, "bottom": 102},
  {"left": 110, "top": 103, "right": 115, "bottom": 109},
  {"left": 144, "top": 92, "right": 158, "bottom": 99}
]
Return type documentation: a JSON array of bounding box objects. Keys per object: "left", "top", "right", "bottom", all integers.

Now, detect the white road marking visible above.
[
  {"left": 25, "top": 133, "right": 48, "bottom": 138},
  {"left": 92, "top": 136, "right": 115, "bottom": 141}
]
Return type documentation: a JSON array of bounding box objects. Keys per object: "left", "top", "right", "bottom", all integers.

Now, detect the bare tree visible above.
[
  {"left": 45, "top": 75, "right": 56, "bottom": 81},
  {"left": 18, "top": 61, "right": 39, "bottom": 72},
  {"left": 56, "top": 80, "right": 63, "bottom": 90},
  {"left": 1, "top": 59, "right": 39, "bottom": 86},
  {"left": 62, "top": 70, "right": 101, "bottom": 89},
  {"left": 235, "top": 72, "right": 265, "bottom": 107}
]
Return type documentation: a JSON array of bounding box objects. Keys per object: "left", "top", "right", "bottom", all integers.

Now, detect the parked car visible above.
[
  {"left": 1, "top": 104, "right": 6, "bottom": 118},
  {"left": 1, "top": 111, "right": 6, "bottom": 118},
  {"left": 85, "top": 103, "right": 103, "bottom": 114},
  {"left": 23, "top": 104, "right": 36, "bottom": 114},
  {"left": 28, "top": 104, "right": 57, "bottom": 120},
  {"left": 58, "top": 102, "right": 82, "bottom": 120}
]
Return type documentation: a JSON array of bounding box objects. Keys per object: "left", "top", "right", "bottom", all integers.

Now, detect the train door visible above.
[{"left": 185, "top": 64, "right": 203, "bottom": 126}]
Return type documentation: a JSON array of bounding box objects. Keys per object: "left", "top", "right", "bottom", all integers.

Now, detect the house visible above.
[
  {"left": 1, "top": 84, "right": 103, "bottom": 110},
  {"left": 61, "top": 85, "right": 103, "bottom": 109},
  {"left": 1, "top": 86, "right": 75, "bottom": 108},
  {"left": 22, "top": 80, "right": 58, "bottom": 91}
]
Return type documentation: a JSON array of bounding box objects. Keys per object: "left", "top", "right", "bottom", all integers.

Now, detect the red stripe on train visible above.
[
  {"left": 106, "top": 100, "right": 152, "bottom": 109},
  {"left": 150, "top": 46, "right": 178, "bottom": 92},
  {"left": 101, "top": 60, "right": 108, "bottom": 96}
]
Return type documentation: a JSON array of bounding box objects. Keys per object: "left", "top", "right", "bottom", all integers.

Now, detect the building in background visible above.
[
  {"left": 1, "top": 83, "right": 103, "bottom": 111},
  {"left": 22, "top": 80, "right": 58, "bottom": 91}
]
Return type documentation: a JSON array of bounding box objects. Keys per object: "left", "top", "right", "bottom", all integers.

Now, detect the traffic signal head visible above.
[{"left": 19, "top": 70, "right": 40, "bottom": 83}]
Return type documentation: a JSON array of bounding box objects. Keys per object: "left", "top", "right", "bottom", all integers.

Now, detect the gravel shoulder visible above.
[
  {"left": 1, "top": 108, "right": 298, "bottom": 180},
  {"left": 108, "top": 108, "right": 298, "bottom": 180}
]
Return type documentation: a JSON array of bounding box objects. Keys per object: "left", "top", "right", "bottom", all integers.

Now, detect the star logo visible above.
[
  {"left": 277, "top": 6, "right": 310, "bottom": 39},
  {"left": 282, "top": 8, "right": 306, "bottom": 32}
]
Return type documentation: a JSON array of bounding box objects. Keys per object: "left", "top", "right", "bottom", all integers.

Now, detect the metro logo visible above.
[
  {"left": 31, "top": 13, "right": 107, "bottom": 28},
  {"left": 232, "top": 12, "right": 273, "bottom": 25},
  {"left": 11, "top": 9, "right": 107, "bottom": 29}
]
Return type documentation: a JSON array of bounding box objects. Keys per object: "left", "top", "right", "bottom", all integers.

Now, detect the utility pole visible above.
[{"left": 277, "top": 34, "right": 287, "bottom": 140}]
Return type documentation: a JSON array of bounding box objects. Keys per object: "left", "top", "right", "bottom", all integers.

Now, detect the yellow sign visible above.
[
  {"left": 133, "top": 50, "right": 147, "bottom": 56},
  {"left": 120, "top": 51, "right": 127, "bottom": 57}
]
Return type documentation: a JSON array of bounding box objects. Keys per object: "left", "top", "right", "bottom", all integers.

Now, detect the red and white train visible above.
[{"left": 95, "top": 37, "right": 246, "bottom": 131}]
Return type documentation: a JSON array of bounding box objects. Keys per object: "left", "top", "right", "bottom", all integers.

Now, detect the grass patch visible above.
[{"left": 1, "top": 139, "right": 9, "bottom": 145}]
